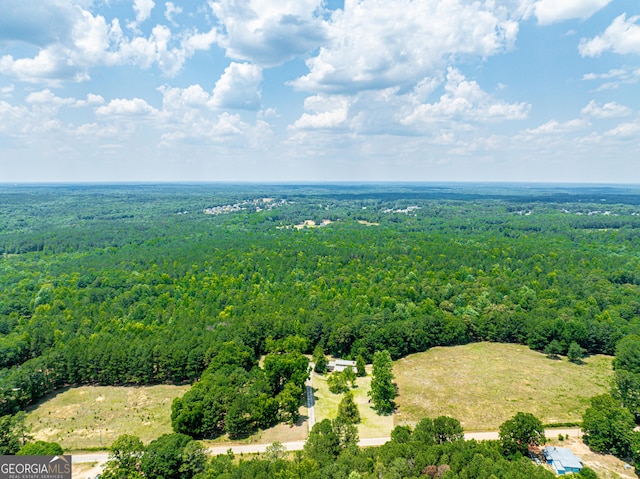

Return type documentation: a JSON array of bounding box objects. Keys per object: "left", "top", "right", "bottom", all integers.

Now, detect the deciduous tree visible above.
[
  {"left": 582, "top": 394, "right": 634, "bottom": 457},
  {"left": 499, "top": 412, "right": 545, "bottom": 457}
]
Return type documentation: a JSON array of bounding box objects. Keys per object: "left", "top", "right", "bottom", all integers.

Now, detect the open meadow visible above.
[
  {"left": 312, "top": 367, "right": 395, "bottom": 439},
  {"left": 26, "top": 385, "right": 190, "bottom": 450},
  {"left": 394, "top": 342, "right": 613, "bottom": 431}
]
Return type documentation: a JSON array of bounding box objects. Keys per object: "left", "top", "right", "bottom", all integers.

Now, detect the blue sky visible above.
[{"left": 0, "top": 0, "right": 639, "bottom": 183}]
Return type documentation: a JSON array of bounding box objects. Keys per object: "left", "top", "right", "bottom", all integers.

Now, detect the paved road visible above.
[
  {"left": 71, "top": 428, "right": 582, "bottom": 463},
  {"left": 306, "top": 368, "right": 316, "bottom": 432},
  {"left": 71, "top": 453, "right": 108, "bottom": 464}
]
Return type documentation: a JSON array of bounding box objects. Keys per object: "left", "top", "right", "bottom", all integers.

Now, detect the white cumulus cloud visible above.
[
  {"left": 533, "top": 0, "right": 612, "bottom": 25},
  {"left": 291, "top": 0, "right": 520, "bottom": 93},
  {"left": 581, "top": 100, "right": 631, "bottom": 119},
  {"left": 402, "top": 68, "right": 530, "bottom": 126},
  {"left": 579, "top": 14, "right": 640, "bottom": 57},
  {"left": 96, "top": 98, "right": 158, "bottom": 116},
  {"left": 525, "top": 118, "right": 590, "bottom": 135},
  {"left": 211, "top": 63, "right": 263, "bottom": 110},
  {"left": 0, "top": 1, "right": 217, "bottom": 83},
  {"left": 134, "top": 0, "right": 155, "bottom": 24},
  {"left": 291, "top": 95, "right": 350, "bottom": 130},
  {"left": 605, "top": 120, "right": 640, "bottom": 137},
  {"left": 208, "top": 0, "right": 327, "bottom": 66}
]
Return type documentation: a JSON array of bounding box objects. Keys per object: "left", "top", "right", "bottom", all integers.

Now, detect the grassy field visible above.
[
  {"left": 26, "top": 385, "right": 190, "bottom": 450},
  {"left": 394, "top": 342, "right": 613, "bottom": 431},
  {"left": 312, "top": 367, "right": 394, "bottom": 439},
  {"left": 202, "top": 403, "right": 309, "bottom": 447}
]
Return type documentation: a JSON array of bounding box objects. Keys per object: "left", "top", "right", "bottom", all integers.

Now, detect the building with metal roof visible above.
[{"left": 543, "top": 446, "right": 583, "bottom": 475}]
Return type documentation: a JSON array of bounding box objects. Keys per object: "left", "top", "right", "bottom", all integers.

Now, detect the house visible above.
[
  {"left": 327, "top": 359, "right": 357, "bottom": 373},
  {"left": 543, "top": 446, "right": 583, "bottom": 475}
]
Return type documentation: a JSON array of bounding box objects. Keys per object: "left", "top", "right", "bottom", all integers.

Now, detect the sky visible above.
[{"left": 0, "top": 0, "right": 639, "bottom": 183}]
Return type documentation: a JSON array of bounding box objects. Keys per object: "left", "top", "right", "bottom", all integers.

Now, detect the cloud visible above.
[
  {"left": 290, "top": 0, "right": 519, "bottom": 93},
  {"left": 583, "top": 66, "right": 640, "bottom": 90},
  {"left": 0, "top": 2, "right": 217, "bottom": 83},
  {"left": 581, "top": 100, "right": 631, "bottom": 119},
  {"left": 525, "top": 118, "right": 590, "bottom": 135},
  {"left": 209, "top": 0, "right": 327, "bottom": 66},
  {"left": 533, "top": 0, "right": 612, "bottom": 25},
  {"left": 159, "top": 112, "right": 255, "bottom": 146},
  {"left": 96, "top": 98, "right": 159, "bottom": 116},
  {"left": 26, "top": 89, "right": 77, "bottom": 106},
  {"left": 0, "top": 0, "right": 78, "bottom": 46},
  {"left": 0, "top": 9, "right": 112, "bottom": 84},
  {"left": 579, "top": 14, "right": 640, "bottom": 57},
  {"left": 1, "top": 84, "right": 14, "bottom": 97},
  {"left": 157, "top": 84, "right": 211, "bottom": 115},
  {"left": 290, "top": 95, "right": 350, "bottom": 130},
  {"left": 165, "top": 2, "right": 183, "bottom": 25},
  {"left": 211, "top": 63, "right": 263, "bottom": 110},
  {"left": 134, "top": 0, "right": 155, "bottom": 24},
  {"left": 402, "top": 68, "right": 530, "bottom": 126},
  {"left": 605, "top": 120, "right": 640, "bottom": 138}
]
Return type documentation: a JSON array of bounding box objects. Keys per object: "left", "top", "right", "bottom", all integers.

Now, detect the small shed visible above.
[
  {"left": 543, "top": 446, "right": 583, "bottom": 475},
  {"left": 327, "top": 359, "right": 357, "bottom": 373}
]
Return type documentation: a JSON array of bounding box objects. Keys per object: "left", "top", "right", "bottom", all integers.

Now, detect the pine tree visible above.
[
  {"left": 368, "top": 350, "right": 395, "bottom": 414},
  {"left": 337, "top": 391, "right": 360, "bottom": 424},
  {"left": 356, "top": 355, "right": 366, "bottom": 377}
]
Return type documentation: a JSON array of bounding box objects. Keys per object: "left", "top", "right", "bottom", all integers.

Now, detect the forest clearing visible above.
[{"left": 394, "top": 342, "right": 613, "bottom": 430}]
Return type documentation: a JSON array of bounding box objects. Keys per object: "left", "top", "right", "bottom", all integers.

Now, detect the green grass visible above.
[
  {"left": 26, "top": 385, "right": 190, "bottom": 450},
  {"left": 394, "top": 342, "right": 613, "bottom": 431},
  {"left": 312, "top": 368, "right": 394, "bottom": 439}
]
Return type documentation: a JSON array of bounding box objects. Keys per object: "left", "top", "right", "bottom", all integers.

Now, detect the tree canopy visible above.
[{"left": 499, "top": 412, "right": 546, "bottom": 457}]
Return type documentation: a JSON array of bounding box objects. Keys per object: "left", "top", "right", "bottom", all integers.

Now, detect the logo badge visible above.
[{"left": 0, "top": 455, "right": 72, "bottom": 479}]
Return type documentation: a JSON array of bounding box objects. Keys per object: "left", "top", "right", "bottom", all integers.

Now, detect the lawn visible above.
[
  {"left": 394, "top": 342, "right": 613, "bottom": 431},
  {"left": 312, "top": 367, "right": 394, "bottom": 439},
  {"left": 26, "top": 385, "right": 190, "bottom": 450}
]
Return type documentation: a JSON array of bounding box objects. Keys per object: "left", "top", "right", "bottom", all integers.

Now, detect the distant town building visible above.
[
  {"left": 543, "top": 446, "right": 583, "bottom": 475},
  {"left": 327, "top": 359, "right": 357, "bottom": 373}
]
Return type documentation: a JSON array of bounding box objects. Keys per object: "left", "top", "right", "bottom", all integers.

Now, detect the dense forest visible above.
[{"left": 2, "top": 183, "right": 640, "bottom": 439}]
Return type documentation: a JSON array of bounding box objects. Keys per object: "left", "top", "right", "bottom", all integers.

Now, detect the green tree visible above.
[
  {"left": 611, "top": 369, "right": 640, "bottom": 421},
  {"left": 614, "top": 335, "right": 640, "bottom": 373},
  {"left": 411, "top": 416, "right": 463, "bottom": 445},
  {"left": 277, "top": 381, "right": 301, "bottom": 425},
  {"left": 433, "top": 415, "right": 464, "bottom": 444},
  {"left": 356, "top": 355, "right": 366, "bottom": 377},
  {"left": 140, "top": 433, "right": 193, "bottom": 479},
  {"left": 412, "top": 417, "right": 436, "bottom": 446},
  {"left": 568, "top": 341, "right": 586, "bottom": 364},
  {"left": 499, "top": 412, "right": 546, "bottom": 457},
  {"left": 264, "top": 441, "right": 287, "bottom": 462},
  {"left": 582, "top": 394, "right": 635, "bottom": 457},
  {"left": 225, "top": 395, "right": 254, "bottom": 439},
  {"left": 312, "top": 345, "right": 328, "bottom": 374},
  {"left": 100, "top": 434, "right": 145, "bottom": 479},
  {"left": 544, "top": 339, "right": 563, "bottom": 359},
  {"left": 337, "top": 391, "right": 360, "bottom": 424},
  {"left": 0, "top": 412, "right": 29, "bottom": 455},
  {"left": 368, "top": 350, "right": 395, "bottom": 414},
  {"left": 304, "top": 419, "right": 341, "bottom": 464},
  {"left": 327, "top": 371, "right": 349, "bottom": 394},
  {"left": 16, "top": 440, "right": 63, "bottom": 456},
  {"left": 342, "top": 366, "right": 357, "bottom": 388},
  {"left": 263, "top": 352, "right": 309, "bottom": 394},
  {"left": 178, "top": 440, "right": 206, "bottom": 478}
]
